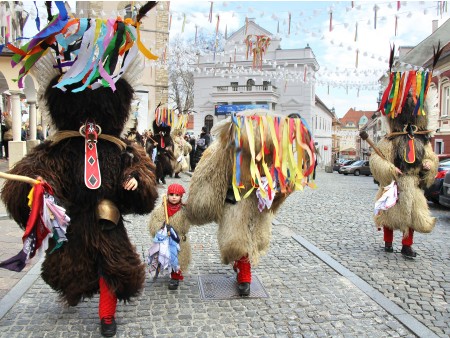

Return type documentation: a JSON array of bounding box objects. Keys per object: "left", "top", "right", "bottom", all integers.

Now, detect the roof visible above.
[
  {"left": 340, "top": 108, "right": 372, "bottom": 127},
  {"left": 399, "top": 18, "right": 450, "bottom": 67},
  {"left": 315, "top": 95, "right": 335, "bottom": 118},
  {"left": 423, "top": 41, "right": 450, "bottom": 68},
  {"left": 227, "top": 18, "right": 273, "bottom": 41}
]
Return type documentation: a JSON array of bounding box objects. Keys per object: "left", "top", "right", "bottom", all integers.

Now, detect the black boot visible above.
[
  {"left": 174, "top": 173, "right": 180, "bottom": 178},
  {"left": 168, "top": 279, "right": 179, "bottom": 290},
  {"left": 161, "top": 177, "right": 166, "bottom": 184},
  {"left": 100, "top": 316, "right": 117, "bottom": 337},
  {"left": 238, "top": 282, "right": 250, "bottom": 297},
  {"left": 384, "top": 242, "right": 393, "bottom": 253},
  {"left": 401, "top": 245, "right": 417, "bottom": 258}
]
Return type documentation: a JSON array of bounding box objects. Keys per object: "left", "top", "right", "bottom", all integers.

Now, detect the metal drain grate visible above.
[{"left": 198, "top": 274, "right": 269, "bottom": 300}]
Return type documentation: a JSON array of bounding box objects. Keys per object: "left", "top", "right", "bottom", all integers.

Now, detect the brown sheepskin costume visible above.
[
  {"left": 1, "top": 75, "right": 158, "bottom": 306},
  {"left": 370, "top": 90, "right": 438, "bottom": 237},
  {"left": 152, "top": 120, "right": 175, "bottom": 184},
  {"left": 187, "top": 110, "right": 314, "bottom": 266}
]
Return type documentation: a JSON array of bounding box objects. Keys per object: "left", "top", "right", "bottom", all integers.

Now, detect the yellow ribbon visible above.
[{"left": 135, "top": 22, "right": 158, "bottom": 60}]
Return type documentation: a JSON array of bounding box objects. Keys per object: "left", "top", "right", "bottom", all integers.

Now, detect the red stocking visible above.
[
  {"left": 383, "top": 227, "right": 394, "bottom": 243},
  {"left": 99, "top": 277, "right": 117, "bottom": 321},
  {"left": 402, "top": 229, "right": 414, "bottom": 246},
  {"left": 234, "top": 256, "right": 252, "bottom": 283},
  {"left": 171, "top": 270, "right": 184, "bottom": 280}
]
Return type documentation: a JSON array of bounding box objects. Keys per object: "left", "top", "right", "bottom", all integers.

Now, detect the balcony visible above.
[{"left": 212, "top": 85, "right": 280, "bottom": 103}]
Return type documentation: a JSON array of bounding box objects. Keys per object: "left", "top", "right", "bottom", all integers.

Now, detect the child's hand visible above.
[
  {"left": 123, "top": 177, "right": 138, "bottom": 190},
  {"left": 422, "top": 160, "right": 432, "bottom": 171}
]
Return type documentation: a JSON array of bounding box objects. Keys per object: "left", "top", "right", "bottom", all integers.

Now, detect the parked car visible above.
[
  {"left": 340, "top": 160, "right": 371, "bottom": 176},
  {"left": 424, "top": 159, "right": 450, "bottom": 204},
  {"left": 333, "top": 159, "right": 355, "bottom": 172},
  {"left": 439, "top": 170, "right": 450, "bottom": 207}
]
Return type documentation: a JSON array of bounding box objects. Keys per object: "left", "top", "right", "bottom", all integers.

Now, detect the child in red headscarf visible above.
[{"left": 147, "top": 183, "right": 192, "bottom": 289}]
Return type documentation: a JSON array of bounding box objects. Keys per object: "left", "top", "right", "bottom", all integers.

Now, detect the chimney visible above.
[{"left": 432, "top": 20, "right": 438, "bottom": 33}]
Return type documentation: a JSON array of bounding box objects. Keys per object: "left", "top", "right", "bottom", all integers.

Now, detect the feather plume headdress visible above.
[
  {"left": 378, "top": 43, "right": 443, "bottom": 123},
  {"left": 7, "top": 1, "right": 158, "bottom": 93}
]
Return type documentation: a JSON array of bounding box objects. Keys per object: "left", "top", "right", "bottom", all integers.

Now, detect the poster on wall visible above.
[{"left": 133, "top": 90, "right": 149, "bottom": 134}]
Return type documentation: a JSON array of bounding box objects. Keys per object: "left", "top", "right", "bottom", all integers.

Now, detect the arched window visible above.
[
  {"left": 247, "top": 79, "right": 255, "bottom": 91},
  {"left": 204, "top": 114, "right": 214, "bottom": 132}
]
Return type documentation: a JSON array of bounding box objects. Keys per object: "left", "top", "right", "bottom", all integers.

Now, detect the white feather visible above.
[{"left": 425, "top": 86, "right": 439, "bottom": 135}]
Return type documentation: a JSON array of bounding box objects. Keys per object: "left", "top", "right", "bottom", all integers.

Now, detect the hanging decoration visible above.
[
  {"left": 181, "top": 13, "right": 186, "bottom": 33},
  {"left": 374, "top": 4, "right": 379, "bottom": 29},
  {"left": 394, "top": 15, "right": 398, "bottom": 36},
  {"left": 169, "top": 13, "right": 172, "bottom": 31},
  {"left": 209, "top": 1, "right": 213, "bottom": 23},
  {"left": 354, "top": 22, "right": 358, "bottom": 41},
  {"left": 244, "top": 34, "right": 271, "bottom": 69},
  {"left": 355, "top": 49, "right": 359, "bottom": 68},
  {"left": 225, "top": 24, "right": 227, "bottom": 39},
  {"left": 288, "top": 12, "right": 291, "bottom": 35},
  {"left": 195, "top": 25, "right": 198, "bottom": 44},
  {"left": 329, "top": 9, "right": 333, "bottom": 31}
]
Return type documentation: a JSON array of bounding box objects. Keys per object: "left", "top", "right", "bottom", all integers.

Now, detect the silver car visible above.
[{"left": 340, "top": 160, "right": 372, "bottom": 176}]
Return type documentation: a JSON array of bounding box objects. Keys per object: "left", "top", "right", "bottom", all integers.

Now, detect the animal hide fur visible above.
[
  {"left": 186, "top": 110, "right": 311, "bottom": 265},
  {"left": 370, "top": 94, "right": 438, "bottom": 234},
  {"left": 1, "top": 78, "right": 159, "bottom": 306}
]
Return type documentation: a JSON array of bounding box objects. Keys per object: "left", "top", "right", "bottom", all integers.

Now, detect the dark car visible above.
[
  {"left": 439, "top": 170, "right": 450, "bottom": 207},
  {"left": 340, "top": 160, "right": 371, "bottom": 176},
  {"left": 424, "top": 159, "right": 450, "bottom": 204},
  {"left": 334, "top": 159, "right": 355, "bottom": 172}
]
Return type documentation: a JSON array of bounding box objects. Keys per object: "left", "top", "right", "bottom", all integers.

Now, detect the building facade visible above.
[{"left": 192, "top": 18, "right": 320, "bottom": 136}]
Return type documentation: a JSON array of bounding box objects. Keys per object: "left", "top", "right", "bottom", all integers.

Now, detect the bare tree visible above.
[{"left": 168, "top": 32, "right": 224, "bottom": 115}]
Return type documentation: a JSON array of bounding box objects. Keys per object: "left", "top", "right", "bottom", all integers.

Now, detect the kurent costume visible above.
[
  {"left": 0, "top": 2, "right": 160, "bottom": 337},
  {"left": 187, "top": 110, "right": 316, "bottom": 296},
  {"left": 148, "top": 183, "right": 191, "bottom": 290},
  {"left": 370, "top": 53, "right": 441, "bottom": 258},
  {"left": 170, "top": 128, "right": 192, "bottom": 178},
  {"left": 152, "top": 119, "right": 174, "bottom": 184}
]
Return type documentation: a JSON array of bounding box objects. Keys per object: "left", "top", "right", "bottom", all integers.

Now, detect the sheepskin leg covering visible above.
[{"left": 218, "top": 197, "right": 273, "bottom": 265}]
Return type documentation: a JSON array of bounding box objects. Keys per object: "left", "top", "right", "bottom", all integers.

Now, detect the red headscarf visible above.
[{"left": 166, "top": 184, "right": 185, "bottom": 217}]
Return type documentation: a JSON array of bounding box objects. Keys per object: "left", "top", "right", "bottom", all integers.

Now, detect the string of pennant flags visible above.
[{"left": 1, "top": 1, "right": 448, "bottom": 95}]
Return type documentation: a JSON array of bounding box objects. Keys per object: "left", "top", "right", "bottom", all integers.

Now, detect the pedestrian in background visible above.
[{"left": 191, "top": 126, "right": 210, "bottom": 171}]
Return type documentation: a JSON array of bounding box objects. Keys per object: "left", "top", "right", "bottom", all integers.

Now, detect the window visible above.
[
  {"left": 435, "top": 140, "right": 444, "bottom": 154},
  {"left": 204, "top": 115, "right": 214, "bottom": 132},
  {"left": 247, "top": 79, "right": 255, "bottom": 91},
  {"left": 263, "top": 81, "right": 271, "bottom": 90},
  {"left": 231, "top": 82, "right": 238, "bottom": 91},
  {"left": 442, "top": 84, "right": 450, "bottom": 117}
]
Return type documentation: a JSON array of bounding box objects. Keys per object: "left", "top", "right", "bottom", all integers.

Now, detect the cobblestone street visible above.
[{"left": 0, "top": 169, "right": 449, "bottom": 337}]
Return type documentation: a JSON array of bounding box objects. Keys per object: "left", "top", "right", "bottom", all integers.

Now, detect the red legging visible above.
[
  {"left": 99, "top": 277, "right": 117, "bottom": 320},
  {"left": 383, "top": 227, "right": 414, "bottom": 246}
]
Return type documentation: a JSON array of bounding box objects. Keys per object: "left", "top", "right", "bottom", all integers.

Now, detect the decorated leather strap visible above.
[{"left": 82, "top": 120, "right": 102, "bottom": 189}]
